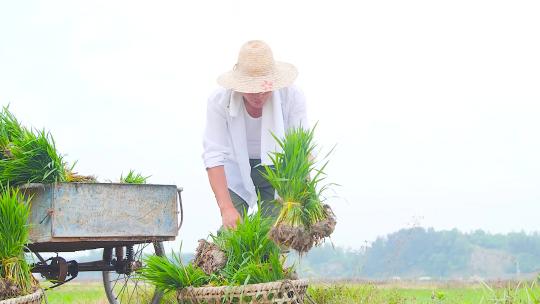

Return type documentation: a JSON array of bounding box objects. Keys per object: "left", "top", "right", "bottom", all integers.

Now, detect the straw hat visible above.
[{"left": 217, "top": 40, "right": 298, "bottom": 93}]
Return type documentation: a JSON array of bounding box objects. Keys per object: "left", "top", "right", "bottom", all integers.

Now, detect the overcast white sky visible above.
[{"left": 1, "top": 0, "right": 539, "bottom": 252}]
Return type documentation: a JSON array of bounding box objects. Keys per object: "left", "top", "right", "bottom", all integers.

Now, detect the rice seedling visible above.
[
  {"left": 211, "top": 207, "right": 279, "bottom": 266},
  {"left": 137, "top": 252, "right": 209, "bottom": 294},
  {"left": 207, "top": 207, "right": 292, "bottom": 285},
  {"left": 0, "top": 186, "right": 35, "bottom": 298},
  {"left": 262, "top": 125, "right": 336, "bottom": 253},
  {"left": 120, "top": 170, "right": 150, "bottom": 184},
  {"left": 141, "top": 208, "right": 294, "bottom": 293},
  {"left": 0, "top": 106, "right": 68, "bottom": 186},
  {"left": 229, "top": 252, "right": 288, "bottom": 285}
]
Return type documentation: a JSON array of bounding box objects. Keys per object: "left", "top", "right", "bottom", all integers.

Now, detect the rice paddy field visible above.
[{"left": 42, "top": 280, "right": 540, "bottom": 303}]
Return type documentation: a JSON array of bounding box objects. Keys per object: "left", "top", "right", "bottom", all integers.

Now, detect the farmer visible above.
[{"left": 203, "top": 40, "right": 308, "bottom": 229}]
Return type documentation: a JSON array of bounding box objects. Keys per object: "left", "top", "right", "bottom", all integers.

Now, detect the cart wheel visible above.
[{"left": 102, "top": 242, "right": 165, "bottom": 304}]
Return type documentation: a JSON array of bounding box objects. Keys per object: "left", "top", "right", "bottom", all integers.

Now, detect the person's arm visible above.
[
  {"left": 202, "top": 90, "right": 241, "bottom": 229},
  {"left": 206, "top": 165, "right": 241, "bottom": 229}
]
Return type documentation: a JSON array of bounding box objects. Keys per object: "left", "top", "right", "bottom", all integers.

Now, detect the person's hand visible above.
[{"left": 221, "top": 206, "right": 241, "bottom": 229}]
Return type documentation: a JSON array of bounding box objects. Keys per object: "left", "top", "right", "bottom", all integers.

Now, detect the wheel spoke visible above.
[
  {"left": 117, "top": 276, "right": 129, "bottom": 300},
  {"left": 109, "top": 276, "right": 125, "bottom": 284},
  {"left": 112, "top": 272, "right": 121, "bottom": 290},
  {"left": 134, "top": 243, "right": 149, "bottom": 257},
  {"left": 103, "top": 242, "right": 164, "bottom": 303},
  {"left": 128, "top": 277, "right": 140, "bottom": 303}
]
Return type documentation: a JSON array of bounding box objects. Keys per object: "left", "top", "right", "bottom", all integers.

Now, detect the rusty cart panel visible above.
[{"left": 23, "top": 183, "right": 179, "bottom": 252}]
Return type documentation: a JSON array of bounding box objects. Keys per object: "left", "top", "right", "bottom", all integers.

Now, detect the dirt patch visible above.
[{"left": 193, "top": 239, "right": 227, "bottom": 275}]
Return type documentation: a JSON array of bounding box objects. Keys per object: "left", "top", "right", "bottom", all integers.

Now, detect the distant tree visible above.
[{"left": 359, "top": 228, "right": 540, "bottom": 279}]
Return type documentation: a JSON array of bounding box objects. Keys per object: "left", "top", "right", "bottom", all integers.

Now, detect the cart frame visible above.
[{"left": 21, "top": 183, "right": 183, "bottom": 304}]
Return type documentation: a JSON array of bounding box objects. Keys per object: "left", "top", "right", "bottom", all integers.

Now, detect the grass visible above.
[
  {"left": 45, "top": 281, "right": 178, "bottom": 304},
  {"left": 40, "top": 280, "right": 540, "bottom": 303},
  {"left": 45, "top": 282, "right": 108, "bottom": 304},
  {"left": 308, "top": 281, "right": 540, "bottom": 304}
]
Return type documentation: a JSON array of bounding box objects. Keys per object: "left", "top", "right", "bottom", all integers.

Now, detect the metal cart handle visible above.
[{"left": 177, "top": 187, "right": 184, "bottom": 233}]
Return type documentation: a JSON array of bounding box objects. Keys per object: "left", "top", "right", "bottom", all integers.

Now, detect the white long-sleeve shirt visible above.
[{"left": 202, "top": 85, "right": 308, "bottom": 207}]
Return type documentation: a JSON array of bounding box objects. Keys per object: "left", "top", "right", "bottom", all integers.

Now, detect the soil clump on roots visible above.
[
  {"left": 0, "top": 278, "right": 21, "bottom": 300},
  {"left": 269, "top": 224, "right": 314, "bottom": 254},
  {"left": 270, "top": 204, "right": 337, "bottom": 253},
  {"left": 310, "top": 204, "right": 337, "bottom": 245},
  {"left": 193, "top": 239, "right": 227, "bottom": 275}
]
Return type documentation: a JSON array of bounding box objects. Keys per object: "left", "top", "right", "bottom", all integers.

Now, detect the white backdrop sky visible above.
[{"left": 1, "top": 0, "right": 539, "bottom": 252}]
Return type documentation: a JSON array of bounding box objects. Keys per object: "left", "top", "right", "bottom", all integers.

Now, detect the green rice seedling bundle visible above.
[
  {"left": 139, "top": 209, "right": 295, "bottom": 294},
  {"left": 137, "top": 251, "right": 209, "bottom": 294},
  {"left": 205, "top": 207, "right": 294, "bottom": 285},
  {"left": 0, "top": 107, "right": 69, "bottom": 186},
  {"left": 262, "top": 125, "right": 336, "bottom": 253},
  {"left": 0, "top": 186, "right": 35, "bottom": 299},
  {"left": 120, "top": 170, "right": 150, "bottom": 184}
]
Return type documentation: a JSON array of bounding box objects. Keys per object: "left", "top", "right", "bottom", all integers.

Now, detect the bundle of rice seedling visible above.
[
  {"left": 0, "top": 107, "right": 68, "bottom": 186},
  {"left": 208, "top": 208, "right": 293, "bottom": 285},
  {"left": 0, "top": 186, "right": 36, "bottom": 299},
  {"left": 137, "top": 251, "right": 209, "bottom": 294},
  {"left": 120, "top": 170, "right": 150, "bottom": 184},
  {"left": 262, "top": 126, "right": 336, "bottom": 253},
  {"left": 139, "top": 209, "right": 295, "bottom": 294}
]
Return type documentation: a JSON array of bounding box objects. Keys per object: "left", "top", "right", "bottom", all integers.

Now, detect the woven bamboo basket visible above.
[
  {"left": 0, "top": 289, "right": 44, "bottom": 304},
  {"left": 177, "top": 279, "right": 308, "bottom": 304}
]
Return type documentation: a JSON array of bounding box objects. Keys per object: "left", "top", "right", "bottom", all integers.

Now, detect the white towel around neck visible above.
[{"left": 228, "top": 91, "right": 285, "bottom": 166}]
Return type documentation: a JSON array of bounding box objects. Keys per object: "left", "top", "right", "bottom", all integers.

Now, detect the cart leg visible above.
[{"left": 102, "top": 242, "right": 165, "bottom": 304}]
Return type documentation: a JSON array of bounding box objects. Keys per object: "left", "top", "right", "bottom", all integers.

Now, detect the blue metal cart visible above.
[{"left": 21, "top": 183, "right": 183, "bottom": 304}]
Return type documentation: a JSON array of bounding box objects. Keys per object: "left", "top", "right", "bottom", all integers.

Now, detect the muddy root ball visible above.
[
  {"left": 193, "top": 239, "right": 227, "bottom": 275},
  {"left": 311, "top": 204, "right": 337, "bottom": 245},
  {"left": 0, "top": 278, "right": 21, "bottom": 300},
  {"left": 269, "top": 224, "right": 314, "bottom": 254}
]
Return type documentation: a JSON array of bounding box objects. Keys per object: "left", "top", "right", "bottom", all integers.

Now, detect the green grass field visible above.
[
  {"left": 307, "top": 281, "right": 540, "bottom": 304},
  {"left": 42, "top": 280, "right": 540, "bottom": 303}
]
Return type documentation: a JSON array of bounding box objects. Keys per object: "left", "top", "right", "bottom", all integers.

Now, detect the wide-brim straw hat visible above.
[{"left": 217, "top": 40, "right": 298, "bottom": 93}]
